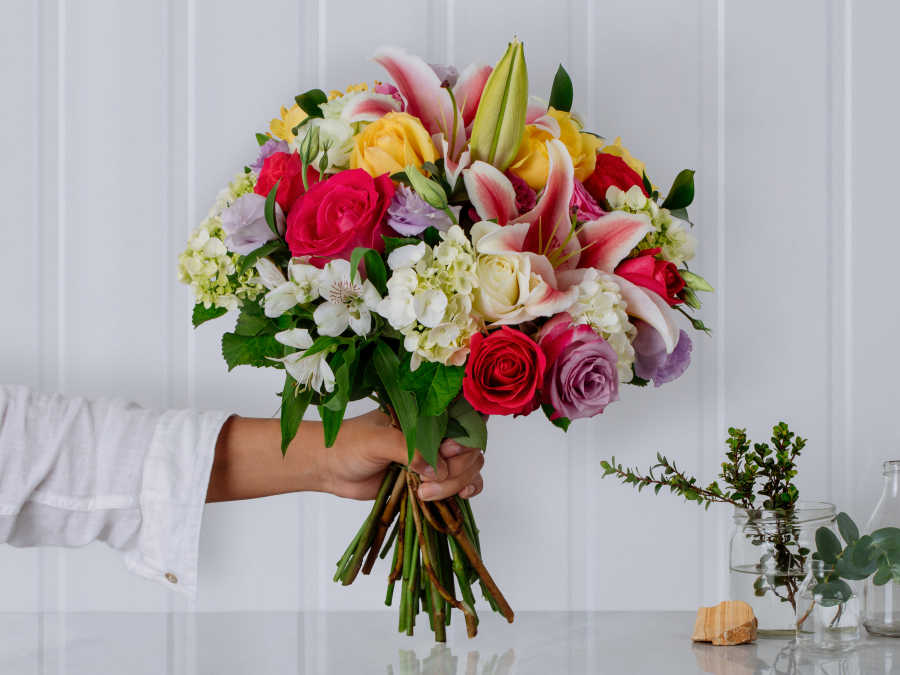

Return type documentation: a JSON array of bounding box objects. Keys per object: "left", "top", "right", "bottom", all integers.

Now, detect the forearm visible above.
[{"left": 205, "top": 415, "right": 328, "bottom": 503}]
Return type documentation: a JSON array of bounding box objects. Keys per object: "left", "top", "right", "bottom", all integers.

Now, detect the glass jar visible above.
[
  {"left": 729, "top": 501, "right": 836, "bottom": 635},
  {"left": 795, "top": 559, "right": 861, "bottom": 651},
  {"left": 863, "top": 460, "right": 900, "bottom": 637}
]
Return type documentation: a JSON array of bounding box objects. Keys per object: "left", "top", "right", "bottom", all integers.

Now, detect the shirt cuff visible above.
[{"left": 123, "top": 408, "right": 231, "bottom": 600}]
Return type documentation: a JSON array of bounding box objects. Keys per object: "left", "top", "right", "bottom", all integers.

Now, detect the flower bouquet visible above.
[{"left": 179, "top": 39, "right": 712, "bottom": 640}]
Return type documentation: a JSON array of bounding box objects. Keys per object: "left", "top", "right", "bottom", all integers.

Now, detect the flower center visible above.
[{"left": 328, "top": 280, "right": 360, "bottom": 305}]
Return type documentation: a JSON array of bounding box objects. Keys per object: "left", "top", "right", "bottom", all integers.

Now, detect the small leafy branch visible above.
[
  {"left": 600, "top": 422, "right": 809, "bottom": 610},
  {"left": 600, "top": 422, "right": 806, "bottom": 511}
]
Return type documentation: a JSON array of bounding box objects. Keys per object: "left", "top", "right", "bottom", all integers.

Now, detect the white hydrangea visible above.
[
  {"left": 177, "top": 216, "right": 262, "bottom": 310},
  {"left": 605, "top": 184, "right": 697, "bottom": 267},
  {"left": 178, "top": 170, "right": 262, "bottom": 310},
  {"left": 566, "top": 268, "right": 636, "bottom": 382},
  {"left": 376, "top": 226, "right": 480, "bottom": 368}
]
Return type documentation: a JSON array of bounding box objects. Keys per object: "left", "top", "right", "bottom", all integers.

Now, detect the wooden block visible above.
[{"left": 691, "top": 600, "right": 757, "bottom": 646}]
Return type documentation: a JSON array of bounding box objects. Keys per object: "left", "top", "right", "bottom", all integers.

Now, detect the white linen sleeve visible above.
[{"left": 0, "top": 385, "right": 230, "bottom": 600}]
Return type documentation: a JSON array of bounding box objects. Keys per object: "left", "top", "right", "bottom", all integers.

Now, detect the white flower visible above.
[
  {"left": 660, "top": 217, "right": 697, "bottom": 266},
  {"left": 257, "top": 258, "right": 322, "bottom": 318},
  {"left": 624, "top": 184, "right": 647, "bottom": 210},
  {"left": 291, "top": 118, "right": 355, "bottom": 173},
  {"left": 413, "top": 289, "right": 448, "bottom": 328},
  {"left": 272, "top": 328, "right": 334, "bottom": 394},
  {"left": 387, "top": 242, "right": 426, "bottom": 270},
  {"left": 313, "top": 259, "right": 381, "bottom": 336}
]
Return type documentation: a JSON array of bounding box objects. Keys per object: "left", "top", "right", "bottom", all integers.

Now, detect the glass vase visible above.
[
  {"left": 795, "top": 559, "right": 861, "bottom": 651},
  {"left": 863, "top": 460, "right": 900, "bottom": 637},
  {"left": 729, "top": 501, "right": 836, "bottom": 636}
]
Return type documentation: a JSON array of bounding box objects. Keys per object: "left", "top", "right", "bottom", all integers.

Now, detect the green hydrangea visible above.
[{"left": 606, "top": 185, "right": 697, "bottom": 267}]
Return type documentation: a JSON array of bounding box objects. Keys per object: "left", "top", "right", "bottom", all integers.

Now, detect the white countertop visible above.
[{"left": 1, "top": 611, "right": 897, "bottom": 674}]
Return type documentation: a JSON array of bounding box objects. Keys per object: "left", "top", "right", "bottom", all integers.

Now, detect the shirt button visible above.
[{"left": 165, "top": 572, "right": 178, "bottom": 584}]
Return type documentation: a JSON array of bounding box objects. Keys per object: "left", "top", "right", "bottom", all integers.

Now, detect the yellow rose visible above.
[
  {"left": 350, "top": 112, "right": 439, "bottom": 177},
  {"left": 269, "top": 104, "right": 307, "bottom": 142},
  {"left": 507, "top": 108, "right": 603, "bottom": 190},
  {"left": 599, "top": 137, "right": 647, "bottom": 181}
]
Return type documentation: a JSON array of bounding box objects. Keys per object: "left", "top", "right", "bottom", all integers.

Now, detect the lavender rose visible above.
[
  {"left": 220, "top": 193, "right": 284, "bottom": 255},
  {"left": 632, "top": 320, "right": 693, "bottom": 387},
  {"left": 386, "top": 184, "right": 460, "bottom": 236},
  {"left": 250, "top": 138, "right": 289, "bottom": 173},
  {"left": 538, "top": 313, "right": 620, "bottom": 420}
]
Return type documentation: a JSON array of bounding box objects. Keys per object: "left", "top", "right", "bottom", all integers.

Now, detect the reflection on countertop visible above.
[{"left": 0, "top": 611, "right": 898, "bottom": 674}]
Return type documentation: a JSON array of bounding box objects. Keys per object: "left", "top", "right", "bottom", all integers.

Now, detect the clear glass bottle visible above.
[
  {"left": 795, "top": 559, "right": 861, "bottom": 651},
  {"left": 863, "top": 460, "right": 900, "bottom": 637},
  {"left": 729, "top": 501, "right": 836, "bottom": 635}
]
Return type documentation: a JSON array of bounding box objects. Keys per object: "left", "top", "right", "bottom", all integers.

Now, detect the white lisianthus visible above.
[
  {"left": 566, "top": 268, "right": 636, "bottom": 382},
  {"left": 659, "top": 217, "right": 697, "bottom": 267},
  {"left": 313, "top": 259, "right": 381, "bottom": 336},
  {"left": 256, "top": 258, "right": 322, "bottom": 318},
  {"left": 374, "top": 225, "right": 479, "bottom": 368},
  {"left": 272, "top": 328, "right": 335, "bottom": 394}
]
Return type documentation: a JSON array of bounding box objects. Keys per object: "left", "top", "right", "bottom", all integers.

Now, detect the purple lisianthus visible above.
[
  {"left": 386, "top": 185, "right": 460, "bottom": 236},
  {"left": 220, "top": 193, "right": 284, "bottom": 255},
  {"left": 571, "top": 180, "right": 605, "bottom": 221},
  {"left": 538, "top": 313, "right": 619, "bottom": 420},
  {"left": 429, "top": 63, "right": 459, "bottom": 88},
  {"left": 250, "top": 138, "right": 289, "bottom": 173},
  {"left": 632, "top": 321, "right": 693, "bottom": 387}
]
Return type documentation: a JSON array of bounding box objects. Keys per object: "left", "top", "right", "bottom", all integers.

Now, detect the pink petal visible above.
[
  {"left": 512, "top": 139, "right": 576, "bottom": 266},
  {"left": 373, "top": 46, "right": 466, "bottom": 159},
  {"left": 472, "top": 220, "right": 529, "bottom": 254},
  {"left": 441, "top": 137, "right": 471, "bottom": 188},
  {"left": 526, "top": 96, "right": 548, "bottom": 123},
  {"left": 613, "top": 274, "right": 680, "bottom": 354},
  {"left": 341, "top": 92, "right": 402, "bottom": 123},
  {"left": 530, "top": 112, "right": 561, "bottom": 137},
  {"left": 577, "top": 211, "right": 654, "bottom": 272},
  {"left": 463, "top": 161, "right": 518, "bottom": 226},
  {"left": 454, "top": 63, "right": 492, "bottom": 128}
]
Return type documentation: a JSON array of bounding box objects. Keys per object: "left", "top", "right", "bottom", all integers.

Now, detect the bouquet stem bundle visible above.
[{"left": 334, "top": 463, "right": 513, "bottom": 640}]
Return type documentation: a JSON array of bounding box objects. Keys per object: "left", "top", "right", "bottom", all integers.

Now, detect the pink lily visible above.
[
  {"left": 453, "top": 63, "right": 492, "bottom": 129},
  {"left": 341, "top": 92, "right": 402, "bottom": 123},
  {"left": 440, "top": 137, "right": 471, "bottom": 189},
  {"left": 577, "top": 211, "right": 654, "bottom": 272},
  {"left": 373, "top": 46, "right": 467, "bottom": 161},
  {"left": 463, "top": 161, "right": 518, "bottom": 225}
]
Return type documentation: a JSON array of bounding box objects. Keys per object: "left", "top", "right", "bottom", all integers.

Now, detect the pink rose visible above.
[{"left": 285, "top": 169, "right": 395, "bottom": 267}]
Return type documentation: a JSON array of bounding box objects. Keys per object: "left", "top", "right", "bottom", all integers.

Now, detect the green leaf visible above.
[
  {"left": 423, "top": 226, "right": 441, "bottom": 247},
  {"left": 238, "top": 239, "right": 288, "bottom": 276},
  {"left": 294, "top": 88, "right": 327, "bottom": 118},
  {"left": 836, "top": 512, "right": 860, "bottom": 545},
  {"left": 416, "top": 411, "right": 448, "bottom": 470},
  {"left": 192, "top": 303, "right": 227, "bottom": 327},
  {"left": 815, "top": 527, "right": 842, "bottom": 564},
  {"left": 815, "top": 579, "right": 853, "bottom": 608},
  {"left": 421, "top": 366, "right": 465, "bottom": 416},
  {"left": 668, "top": 206, "right": 692, "bottom": 225},
  {"left": 548, "top": 65, "right": 573, "bottom": 113},
  {"left": 680, "top": 270, "right": 713, "bottom": 293},
  {"left": 221, "top": 332, "right": 283, "bottom": 370},
  {"left": 301, "top": 335, "right": 342, "bottom": 359},
  {"left": 447, "top": 397, "right": 487, "bottom": 451},
  {"left": 264, "top": 181, "right": 281, "bottom": 235},
  {"left": 874, "top": 564, "right": 893, "bottom": 586},
  {"left": 541, "top": 403, "right": 570, "bottom": 431},
  {"left": 373, "top": 341, "right": 418, "bottom": 459},
  {"left": 836, "top": 537, "right": 879, "bottom": 580},
  {"left": 661, "top": 169, "right": 695, "bottom": 210},
  {"left": 234, "top": 300, "right": 274, "bottom": 337},
  {"left": 280, "top": 375, "right": 312, "bottom": 455},
  {"left": 383, "top": 235, "right": 422, "bottom": 256},
  {"left": 641, "top": 172, "right": 653, "bottom": 197},
  {"left": 256, "top": 132, "right": 270, "bottom": 146},
  {"left": 349, "top": 247, "right": 388, "bottom": 296}
]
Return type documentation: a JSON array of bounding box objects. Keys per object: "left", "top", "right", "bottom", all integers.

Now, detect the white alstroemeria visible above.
[
  {"left": 313, "top": 259, "right": 381, "bottom": 336},
  {"left": 271, "top": 328, "right": 335, "bottom": 394},
  {"left": 256, "top": 258, "right": 321, "bottom": 318},
  {"left": 387, "top": 242, "right": 426, "bottom": 270}
]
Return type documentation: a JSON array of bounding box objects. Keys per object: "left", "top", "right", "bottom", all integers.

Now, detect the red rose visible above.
[
  {"left": 463, "top": 327, "right": 546, "bottom": 416},
  {"left": 584, "top": 153, "right": 648, "bottom": 205},
  {"left": 614, "top": 248, "right": 685, "bottom": 305},
  {"left": 285, "top": 169, "right": 395, "bottom": 266},
  {"left": 254, "top": 151, "right": 319, "bottom": 212}
]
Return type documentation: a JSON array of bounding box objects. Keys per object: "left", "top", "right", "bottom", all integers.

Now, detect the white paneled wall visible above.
[{"left": 1, "top": 0, "right": 896, "bottom": 621}]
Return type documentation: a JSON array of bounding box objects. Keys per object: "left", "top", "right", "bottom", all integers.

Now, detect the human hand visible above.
[{"left": 321, "top": 408, "right": 485, "bottom": 502}]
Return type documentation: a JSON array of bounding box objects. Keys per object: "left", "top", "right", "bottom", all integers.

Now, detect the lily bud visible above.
[
  {"left": 404, "top": 164, "right": 449, "bottom": 211},
  {"left": 469, "top": 39, "right": 528, "bottom": 171}
]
